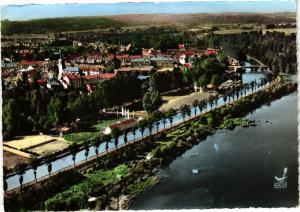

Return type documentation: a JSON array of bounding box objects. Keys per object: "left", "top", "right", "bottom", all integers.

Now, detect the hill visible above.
[
  {"left": 1, "top": 17, "right": 126, "bottom": 35},
  {"left": 1, "top": 12, "right": 296, "bottom": 35}
]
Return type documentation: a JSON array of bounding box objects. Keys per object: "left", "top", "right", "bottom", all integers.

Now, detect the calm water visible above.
[
  {"left": 5, "top": 72, "right": 266, "bottom": 191},
  {"left": 130, "top": 92, "right": 298, "bottom": 209}
]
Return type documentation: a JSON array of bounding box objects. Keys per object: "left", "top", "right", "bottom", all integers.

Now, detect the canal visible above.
[
  {"left": 130, "top": 91, "right": 298, "bottom": 209},
  {"left": 6, "top": 70, "right": 267, "bottom": 191}
]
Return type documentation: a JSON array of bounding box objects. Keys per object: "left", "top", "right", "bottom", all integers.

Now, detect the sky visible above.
[{"left": 1, "top": 0, "right": 296, "bottom": 21}]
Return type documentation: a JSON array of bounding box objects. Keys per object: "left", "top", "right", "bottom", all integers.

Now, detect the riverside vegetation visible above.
[{"left": 4, "top": 76, "right": 297, "bottom": 211}]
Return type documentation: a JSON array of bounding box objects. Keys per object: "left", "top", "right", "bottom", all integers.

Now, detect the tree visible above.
[
  {"left": 142, "top": 89, "right": 162, "bottom": 113},
  {"left": 211, "top": 74, "right": 221, "bottom": 86},
  {"left": 69, "top": 143, "right": 79, "bottom": 166},
  {"left": 138, "top": 120, "right": 146, "bottom": 138},
  {"left": 44, "top": 156, "right": 53, "bottom": 176},
  {"left": 148, "top": 123, "right": 153, "bottom": 135},
  {"left": 131, "top": 127, "right": 137, "bottom": 141},
  {"left": 161, "top": 113, "right": 167, "bottom": 129},
  {"left": 2, "top": 99, "right": 20, "bottom": 139},
  {"left": 124, "top": 129, "right": 129, "bottom": 144},
  {"left": 208, "top": 96, "right": 214, "bottom": 109},
  {"left": 192, "top": 100, "right": 199, "bottom": 117},
  {"left": 84, "top": 141, "right": 90, "bottom": 162},
  {"left": 180, "top": 104, "right": 190, "bottom": 121},
  {"left": 46, "top": 96, "right": 64, "bottom": 128},
  {"left": 14, "top": 163, "right": 27, "bottom": 190},
  {"left": 28, "top": 156, "right": 39, "bottom": 182},
  {"left": 111, "top": 128, "right": 122, "bottom": 149},
  {"left": 152, "top": 110, "right": 162, "bottom": 132},
  {"left": 166, "top": 108, "right": 176, "bottom": 127}
]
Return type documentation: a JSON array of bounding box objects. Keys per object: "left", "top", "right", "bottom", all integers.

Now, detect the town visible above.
[{"left": 1, "top": 3, "right": 298, "bottom": 211}]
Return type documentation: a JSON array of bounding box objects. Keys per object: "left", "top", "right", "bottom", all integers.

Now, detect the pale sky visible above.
[{"left": 1, "top": 0, "right": 296, "bottom": 21}]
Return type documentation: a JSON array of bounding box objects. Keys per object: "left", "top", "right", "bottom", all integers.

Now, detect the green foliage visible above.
[
  {"left": 47, "top": 96, "right": 64, "bottom": 128},
  {"left": 219, "top": 118, "right": 248, "bottom": 130},
  {"left": 2, "top": 17, "right": 126, "bottom": 35},
  {"left": 149, "top": 70, "right": 185, "bottom": 92},
  {"left": 124, "top": 176, "right": 157, "bottom": 196},
  {"left": 63, "top": 132, "right": 96, "bottom": 144},
  {"left": 44, "top": 164, "right": 130, "bottom": 211},
  {"left": 2, "top": 99, "right": 20, "bottom": 139},
  {"left": 211, "top": 74, "right": 221, "bottom": 86},
  {"left": 142, "top": 89, "right": 162, "bottom": 113}
]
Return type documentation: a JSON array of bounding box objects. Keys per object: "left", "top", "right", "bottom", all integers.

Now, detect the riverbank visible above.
[
  {"left": 120, "top": 79, "right": 297, "bottom": 210},
  {"left": 4, "top": 77, "right": 296, "bottom": 211}
]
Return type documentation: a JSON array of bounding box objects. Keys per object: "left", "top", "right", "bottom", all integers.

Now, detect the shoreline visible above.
[
  {"left": 124, "top": 79, "right": 297, "bottom": 210},
  {"left": 5, "top": 77, "right": 297, "bottom": 211}
]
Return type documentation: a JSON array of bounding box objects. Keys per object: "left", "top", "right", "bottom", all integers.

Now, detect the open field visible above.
[
  {"left": 160, "top": 90, "right": 216, "bottom": 111},
  {"left": 4, "top": 135, "right": 71, "bottom": 157},
  {"left": 263, "top": 28, "right": 296, "bottom": 35},
  {"left": 2, "top": 12, "right": 295, "bottom": 35}
]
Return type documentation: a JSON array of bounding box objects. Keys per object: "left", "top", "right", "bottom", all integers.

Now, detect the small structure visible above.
[{"left": 104, "top": 118, "right": 137, "bottom": 133}]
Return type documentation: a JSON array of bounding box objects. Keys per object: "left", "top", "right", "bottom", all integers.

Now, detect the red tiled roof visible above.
[
  {"left": 185, "top": 51, "right": 194, "bottom": 56},
  {"left": 206, "top": 48, "right": 216, "bottom": 55},
  {"left": 18, "top": 60, "right": 44, "bottom": 66},
  {"left": 83, "top": 73, "right": 116, "bottom": 80},
  {"left": 110, "top": 118, "right": 137, "bottom": 129},
  {"left": 37, "top": 79, "right": 47, "bottom": 84},
  {"left": 129, "top": 55, "right": 142, "bottom": 59},
  {"left": 116, "top": 54, "right": 129, "bottom": 59}
]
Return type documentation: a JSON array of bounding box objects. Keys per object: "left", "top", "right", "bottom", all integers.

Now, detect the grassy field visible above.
[{"left": 63, "top": 117, "right": 123, "bottom": 143}]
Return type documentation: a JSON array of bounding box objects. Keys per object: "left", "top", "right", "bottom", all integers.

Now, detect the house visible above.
[
  {"left": 105, "top": 118, "right": 137, "bottom": 132},
  {"left": 82, "top": 73, "right": 116, "bottom": 86},
  {"left": 131, "top": 58, "right": 151, "bottom": 67},
  {"left": 149, "top": 56, "right": 173, "bottom": 68},
  {"left": 62, "top": 73, "right": 83, "bottom": 89},
  {"left": 178, "top": 44, "right": 185, "bottom": 51},
  {"left": 206, "top": 48, "right": 216, "bottom": 55},
  {"left": 129, "top": 55, "right": 142, "bottom": 60},
  {"left": 18, "top": 60, "right": 44, "bottom": 67},
  {"left": 64, "top": 66, "right": 80, "bottom": 74},
  {"left": 117, "top": 66, "right": 154, "bottom": 75}
]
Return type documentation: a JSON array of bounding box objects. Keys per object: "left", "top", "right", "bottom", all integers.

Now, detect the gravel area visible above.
[{"left": 160, "top": 91, "right": 217, "bottom": 111}]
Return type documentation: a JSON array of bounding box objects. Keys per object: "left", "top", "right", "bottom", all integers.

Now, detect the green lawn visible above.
[{"left": 63, "top": 117, "right": 123, "bottom": 143}]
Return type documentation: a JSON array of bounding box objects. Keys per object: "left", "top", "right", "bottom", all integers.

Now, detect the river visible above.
[
  {"left": 130, "top": 91, "right": 298, "bottom": 209},
  {"left": 6, "top": 70, "right": 267, "bottom": 191}
]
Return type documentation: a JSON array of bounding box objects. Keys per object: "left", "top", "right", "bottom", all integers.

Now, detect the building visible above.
[
  {"left": 131, "top": 58, "right": 151, "bottom": 67},
  {"left": 149, "top": 56, "right": 173, "bottom": 68},
  {"left": 64, "top": 66, "right": 80, "bottom": 74},
  {"left": 105, "top": 118, "right": 137, "bottom": 132},
  {"left": 117, "top": 66, "right": 154, "bottom": 75},
  {"left": 206, "top": 48, "right": 216, "bottom": 55}
]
